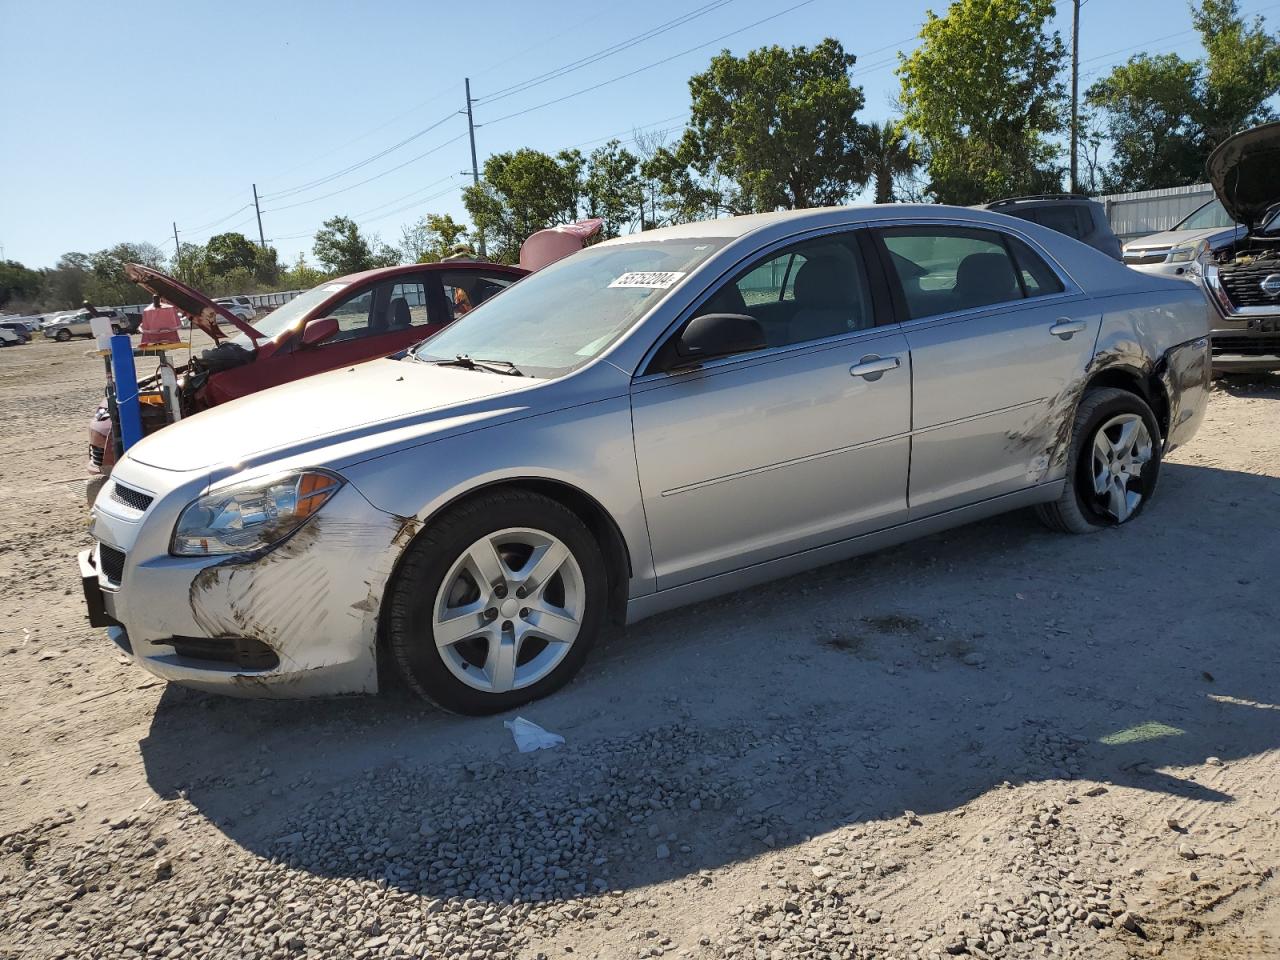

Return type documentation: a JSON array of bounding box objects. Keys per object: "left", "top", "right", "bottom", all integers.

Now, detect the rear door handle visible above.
[
  {"left": 849, "top": 355, "right": 900, "bottom": 381},
  {"left": 1049, "top": 319, "right": 1086, "bottom": 340}
]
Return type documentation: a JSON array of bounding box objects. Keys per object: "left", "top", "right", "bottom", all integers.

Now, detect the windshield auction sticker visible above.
[{"left": 608, "top": 271, "right": 686, "bottom": 289}]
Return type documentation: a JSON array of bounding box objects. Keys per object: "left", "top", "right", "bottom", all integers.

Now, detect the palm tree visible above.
[{"left": 862, "top": 122, "right": 919, "bottom": 204}]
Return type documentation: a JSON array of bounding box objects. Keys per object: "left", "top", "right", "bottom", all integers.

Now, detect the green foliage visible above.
[
  {"left": 861, "top": 121, "right": 920, "bottom": 204},
  {"left": 0, "top": 259, "right": 44, "bottom": 309},
  {"left": 639, "top": 146, "right": 732, "bottom": 226},
  {"left": 1086, "top": 55, "right": 1205, "bottom": 190},
  {"left": 400, "top": 213, "right": 470, "bottom": 263},
  {"left": 86, "top": 242, "right": 167, "bottom": 306},
  {"left": 204, "top": 232, "right": 260, "bottom": 277},
  {"left": 582, "top": 140, "right": 643, "bottom": 238},
  {"left": 462, "top": 149, "right": 584, "bottom": 263},
  {"left": 898, "top": 0, "right": 1067, "bottom": 204},
  {"left": 312, "top": 216, "right": 400, "bottom": 274},
  {"left": 281, "top": 253, "right": 329, "bottom": 290},
  {"left": 1087, "top": 0, "right": 1280, "bottom": 190},
  {"left": 682, "top": 38, "right": 867, "bottom": 211}
]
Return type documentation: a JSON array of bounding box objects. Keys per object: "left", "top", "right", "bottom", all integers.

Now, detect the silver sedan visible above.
[{"left": 81, "top": 205, "right": 1211, "bottom": 714}]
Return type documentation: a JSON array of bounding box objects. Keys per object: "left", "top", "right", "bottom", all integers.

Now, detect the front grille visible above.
[
  {"left": 98, "top": 543, "right": 126, "bottom": 584},
  {"left": 1123, "top": 250, "right": 1169, "bottom": 265},
  {"left": 1212, "top": 334, "right": 1280, "bottom": 356},
  {"left": 1217, "top": 260, "right": 1280, "bottom": 308},
  {"left": 109, "top": 482, "right": 154, "bottom": 512},
  {"left": 89, "top": 444, "right": 104, "bottom": 467},
  {"left": 155, "top": 636, "right": 279, "bottom": 670}
]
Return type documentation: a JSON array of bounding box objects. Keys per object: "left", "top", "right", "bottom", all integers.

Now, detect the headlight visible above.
[
  {"left": 1167, "top": 240, "right": 1208, "bottom": 263},
  {"left": 171, "top": 469, "right": 343, "bottom": 557}
]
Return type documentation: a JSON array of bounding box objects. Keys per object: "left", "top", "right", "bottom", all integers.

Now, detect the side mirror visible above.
[
  {"left": 671, "top": 313, "right": 766, "bottom": 369},
  {"left": 301, "top": 316, "right": 339, "bottom": 346}
]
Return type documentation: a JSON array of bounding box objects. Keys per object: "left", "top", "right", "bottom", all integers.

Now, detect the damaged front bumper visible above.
[
  {"left": 1159, "top": 336, "right": 1211, "bottom": 453},
  {"left": 82, "top": 465, "right": 406, "bottom": 698}
]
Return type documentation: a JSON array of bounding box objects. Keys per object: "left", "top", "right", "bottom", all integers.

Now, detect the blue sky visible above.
[{"left": 0, "top": 0, "right": 1268, "bottom": 268}]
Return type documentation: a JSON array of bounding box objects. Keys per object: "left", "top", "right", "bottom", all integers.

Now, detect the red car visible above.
[{"left": 89, "top": 260, "right": 526, "bottom": 477}]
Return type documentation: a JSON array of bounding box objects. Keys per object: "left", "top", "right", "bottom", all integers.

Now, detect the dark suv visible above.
[{"left": 980, "top": 195, "right": 1123, "bottom": 260}]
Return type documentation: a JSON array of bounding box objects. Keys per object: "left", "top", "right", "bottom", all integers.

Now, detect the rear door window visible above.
[
  {"left": 879, "top": 227, "right": 1026, "bottom": 320},
  {"left": 386, "top": 280, "right": 432, "bottom": 328}
]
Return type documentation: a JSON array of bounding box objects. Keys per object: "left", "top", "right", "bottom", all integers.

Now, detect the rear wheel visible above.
[
  {"left": 1036, "top": 387, "right": 1162, "bottom": 534},
  {"left": 387, "top": 490, "right": 607, "bottom": 714},
  {"left": 55, "top": 328, "right": 71, "bottom": 342}
]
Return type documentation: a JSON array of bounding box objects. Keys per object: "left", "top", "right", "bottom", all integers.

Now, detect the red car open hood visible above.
[{"left": 123, "top": 264, "right": 263, "bottom": 342}]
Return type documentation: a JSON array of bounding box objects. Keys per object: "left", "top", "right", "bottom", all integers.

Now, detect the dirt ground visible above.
[{"left": 0, "top": 332, "right": 1277, "bottom": 960}]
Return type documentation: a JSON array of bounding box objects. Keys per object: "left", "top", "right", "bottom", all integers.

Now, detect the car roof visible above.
[
  {"left": 598, "top": 203, "right": 1097, "bottom": 247},
  {"left": 333, "top": 261, "right": 529, "bottom": 285}
]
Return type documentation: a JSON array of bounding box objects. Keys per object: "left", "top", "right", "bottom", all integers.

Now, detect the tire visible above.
[
  {"left": 387, "top": 490, "right": 608, "bottom": 714},
  {"left": 55, "top": 328, "right": 71, "bottom": 342},
  {"left": 1036, "top": 387, "right": 1162, "bottom": 534}
]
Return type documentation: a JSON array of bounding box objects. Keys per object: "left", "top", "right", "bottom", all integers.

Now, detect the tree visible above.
[
  {"left": 281, "top": 253, "right": 328, "bottom": 290},
  {"left": 1087, "top": 0, "right": 1280, "bottom": 190},
  {"left": 204, "top": 232, "right": 260, "bottom": 277},
  {"left": 0, "top": 260, "right": 44, "bottom": 309},
  {"left": 42, "top": 253, "right": 91, "bottom": 309},
  {"left": 87, "top": 242, "right": 166, "bottom": 305},
  {"left": 681, "top": 38, "right": 868, "bottom": 211},
  {"left": 462, "top": 149, "right": 583, "bottom": 263},
  {"left": 399, "top": 213, "right": 469, "bottom": 263},
  {"left": 898, "top": 0, "right": 1067, "bottom": 204},
  {"left": 640, "top": 146, "right": 732, "bottom": 226},
  {"left": 582, "top": 140, "right": 643, "bottom": 238},
  {"left": 312, "top": 216, "right": 399, "bottom": 274},
  {"left": 1085, "top": 55, "right": 1204, "bottom": 190},
  {"left": 861, "top": 121, "right": 919, "bottom": 204}
]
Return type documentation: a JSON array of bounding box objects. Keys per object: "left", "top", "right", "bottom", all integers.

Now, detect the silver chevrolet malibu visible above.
[{"left": 82, "top": 205, "right": 1211, "bottom": 714}]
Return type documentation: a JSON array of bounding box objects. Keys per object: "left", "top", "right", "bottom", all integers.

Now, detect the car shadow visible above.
[
  {"left": 1214, "top": 371, "right": 1280, "bottom": 398},
  {"left": 138, "top": 460, "right": 1279, "bottom": 901}
]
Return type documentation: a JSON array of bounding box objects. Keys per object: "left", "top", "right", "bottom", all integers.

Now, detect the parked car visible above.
[
  {"left": 214, "top": 296, "right": 256, "bottom": 322},
  {"left": 87, "top": 260, "right": 526, "bottom": 475},
  {"left": 1198, "top": 121, "right": 1280, "bottom": 373},
  {"left": 0, "top": 320, "right": 32, "bottom": 343},
  {"left": 980, "top": 195, "right": 1122, "bottom": 260},
  {"left": 0, "top": 327, "right": 21, "bottom": 347},
  {"left": 43, "top": 309, "right": 131, "bottom": 341},
  {"left": 81, "top": 204, "right": 1211, "bottom": 713},
  {"left": 1121, "top": 197, "right": 1251, "bottom": 278}
]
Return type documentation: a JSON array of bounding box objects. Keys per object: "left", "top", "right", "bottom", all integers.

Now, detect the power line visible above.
[
  {"left": 351, "top": 174, "right": 457, "bottom": 219},
  {"left": 483, "top": 0, "right": 819, "bottom": 128},
  {"left": 264, "top": 132, "right": 469, "bottom": 213},
  {"left": 476, "top": 0, "right": 736, "bottom": 106},
  {"left": 184, "top": 203, "right": 254, "bottom": 235},
  {"left": 260, "top": 112, "right": 458, "bottom": 202}
]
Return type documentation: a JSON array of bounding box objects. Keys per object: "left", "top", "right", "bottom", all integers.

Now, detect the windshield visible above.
[
  {"left": 227, "top": 281, "right": 350, "bottom": 348},
  {"left": 1174, "top": 198, "right": 1236, "bottom": 231},
  {"left": 413, "top": 237, "right": 728, "bottom": 378}
]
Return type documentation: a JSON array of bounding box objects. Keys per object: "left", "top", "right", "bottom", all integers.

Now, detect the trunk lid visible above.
[
  {"left": 1206, "top": 121, "right": 1280, "bottom": 230},
  {"left": 123, "top": 264, "right": 263, "bottom": 342}
]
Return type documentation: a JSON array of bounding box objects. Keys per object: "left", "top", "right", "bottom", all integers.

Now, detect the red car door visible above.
[{"left": 284, "top": 275, "right": 446, "bottom": 381}]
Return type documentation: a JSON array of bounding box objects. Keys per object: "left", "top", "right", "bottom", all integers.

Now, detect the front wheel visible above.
[
  {"left": 1036, "top": 387, "right": 1162, "bottom": 534},
  {"left": 55, "top": 328, "right": 71, "bottom": 342},
  {"left": 387, "top": 490, "right": 607, "bottom": 714}
]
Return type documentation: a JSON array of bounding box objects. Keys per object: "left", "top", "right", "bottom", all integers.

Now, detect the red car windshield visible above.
[{"left": 227, "top": 281, "right": 351, "bottom": 348}]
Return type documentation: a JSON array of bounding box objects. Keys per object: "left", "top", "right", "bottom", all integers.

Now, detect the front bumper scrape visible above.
[
  {"left": 1159, "top": 336, "right": 1211, "bottom": 453},
  {"left": 79, "top": 548, "right": 120, "bottom": 629}
]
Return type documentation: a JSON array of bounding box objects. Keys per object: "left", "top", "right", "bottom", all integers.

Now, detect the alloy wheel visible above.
[
  {"left": 431, "top": 527, "right": 585, "bottom": 693},
  {"left": 1090, "top": 413, "right": 1154, "bottom": 523}
]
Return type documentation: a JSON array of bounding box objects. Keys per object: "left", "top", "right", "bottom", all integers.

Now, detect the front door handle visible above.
[
  {"left": 1049, "top": 319, "right": 1086, "bottom": 340},
  {"left": 849, "top": 354, "right": 900, "bottom": 381}
]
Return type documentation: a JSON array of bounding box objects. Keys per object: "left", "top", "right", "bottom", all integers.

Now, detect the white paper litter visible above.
[{"left": 504, "top": 716, "right": 565, "bottom": 753}]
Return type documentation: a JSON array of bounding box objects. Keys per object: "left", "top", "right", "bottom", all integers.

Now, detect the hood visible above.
[
  {"left": 1123, "top": 225, "right": 1240, "bottom": 251},
  {"left": 125, "top": 357, "right": 531, "bottom": 472},
  {"left": 1206, "top": 121, "right": 1280, "bottom": 229},
  {"left": 123, "top": 264, "right": 262, "bottom": 342}
]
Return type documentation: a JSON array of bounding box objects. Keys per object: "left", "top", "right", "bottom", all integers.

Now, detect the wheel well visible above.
[
  {"left": 1086, "top": 366, "right": 1170, "bottom": 439},
  {"left": 390, "top": 478, "right": 633, "bottom": 627}
]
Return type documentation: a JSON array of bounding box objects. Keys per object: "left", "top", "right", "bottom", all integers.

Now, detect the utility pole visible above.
[
  {"left": 464, "top": 78, "right": 486, "bottom": 258},
  {"left": 1070, "top": 0, "right": 1081, "bottom": 194},
  {"left": 172, "top": 222, "right": 181, "bottom": 279},
  {"left": 252, "top": 183, "right": 266, "bottom": 249}
]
